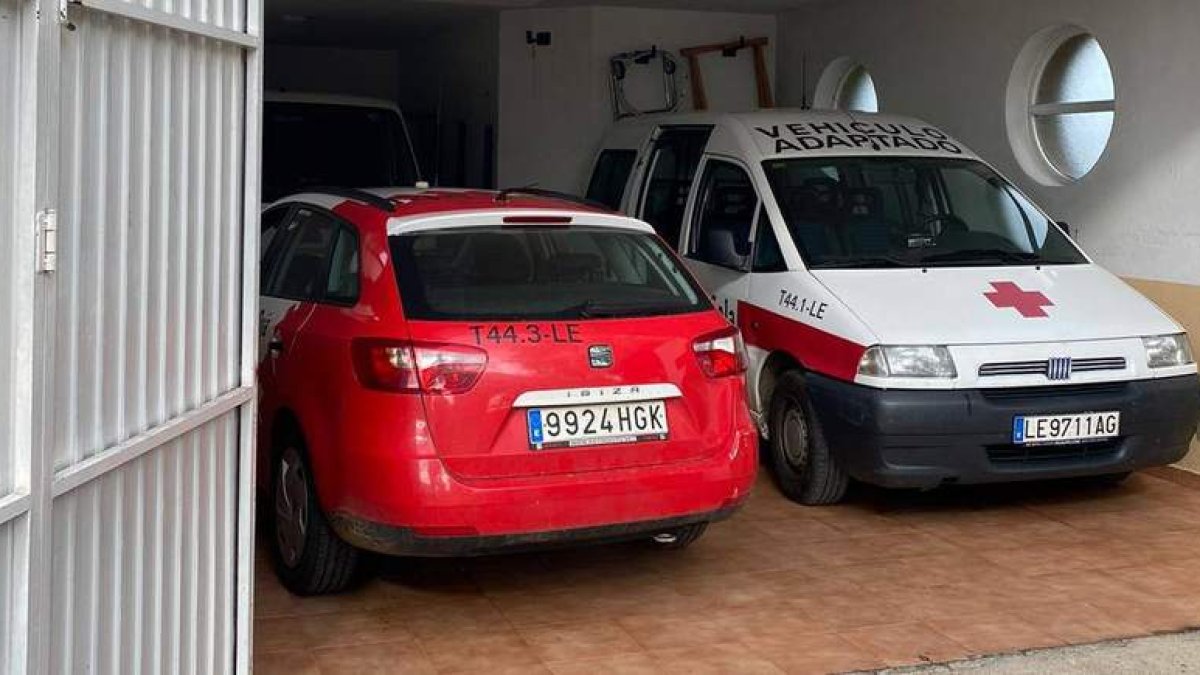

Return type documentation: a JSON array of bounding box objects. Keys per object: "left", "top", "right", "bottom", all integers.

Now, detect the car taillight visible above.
[
  {"left": 352, "top": 340, "right": 487, "bottom": 394},
  {"left": 694, "top": 327, "right": 748, "bottom": 378}
]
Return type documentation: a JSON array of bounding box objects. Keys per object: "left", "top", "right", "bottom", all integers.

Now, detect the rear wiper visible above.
[
  {"left": 919, "top": 248, "right": 1042, "bottom": 266},
  {"left": 567, "top": 300, "right": 680, "bottom": 318},
  {"left": 812, "top": 256, "right": 915, "bottom": 269}
]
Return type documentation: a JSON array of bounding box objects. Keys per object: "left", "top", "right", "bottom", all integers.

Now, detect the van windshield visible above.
[
  {"left": 762, "top": 157, "right": 1087, "bottom": 269},
  {"left": 263, "top": 102, "right": 419, "bottom": 202},
  {"left": 390, "top": 227, "right": 711, "bottom": 321}
]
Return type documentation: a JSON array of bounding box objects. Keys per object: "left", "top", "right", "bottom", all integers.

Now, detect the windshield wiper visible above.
[
  {"left": 919, "top": 248, "right": 1043, "bottom": 266},
  {"left": 812, "top": 256, "right": 915, "bottom": 269}
]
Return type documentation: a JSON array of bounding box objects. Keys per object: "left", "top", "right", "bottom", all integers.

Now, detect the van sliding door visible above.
[{"left": 635, "top": 126, "right": 713, "bottom": 250}]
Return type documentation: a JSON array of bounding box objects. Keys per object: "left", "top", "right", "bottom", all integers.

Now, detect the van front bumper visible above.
[{"left": 807, "top": 374, "right": 1200, "bottom": 489}]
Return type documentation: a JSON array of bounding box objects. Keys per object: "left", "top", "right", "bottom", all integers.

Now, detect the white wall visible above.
[
  {"left": 265, "top": 45, "right": 400, "bottom": 102},
  {"left": 499, "top": 6, "right": 777, "bottom": 192},
  {"left": 777, "top": 0, "right": 1200, "bottom": 286}
]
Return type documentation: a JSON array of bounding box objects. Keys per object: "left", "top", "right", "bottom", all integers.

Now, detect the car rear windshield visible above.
[
  {"left": 390, "top": 226, "right": 711, "bottom": 321},
  {"left": 763, "top": 157, "right": 1088, "bottom": 269}
]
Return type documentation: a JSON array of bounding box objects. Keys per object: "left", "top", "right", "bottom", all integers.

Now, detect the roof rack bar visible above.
[
  {"left": 495, "top": 186, "right": 610, "bottom": 211},
  {"left": 305, "top": 186, "right": 396, "bottom": 212}
]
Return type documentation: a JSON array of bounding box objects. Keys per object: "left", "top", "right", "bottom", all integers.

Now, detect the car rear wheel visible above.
[
  {"left": 270, "top": 430, "right": 359, "bottom": 595},
  {"left": 768, "top": 371, "right": 849, "bottom": 505},
  {"left": 648, "top": 523, "right": 708, "bottom": 550}
]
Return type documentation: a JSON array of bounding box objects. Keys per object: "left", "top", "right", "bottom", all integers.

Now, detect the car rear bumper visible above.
[
  {"left": 329, "top": 505, "right": 740, "bottom": 557},
  {"left": 807, "top": 373, "right": 1200, "bottom": 489},
  {"left": 325, "top": 430, "right": 758, "bottom": 556}
]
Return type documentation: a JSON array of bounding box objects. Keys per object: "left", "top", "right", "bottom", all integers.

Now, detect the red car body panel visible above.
[{"left": 257, "top": 189, "right": 758, "bottom": 553}]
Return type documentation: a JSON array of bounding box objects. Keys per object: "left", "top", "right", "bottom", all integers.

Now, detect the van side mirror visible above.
[{"left": 1057, "top": 221, "right": 1071, "bottom": 237}]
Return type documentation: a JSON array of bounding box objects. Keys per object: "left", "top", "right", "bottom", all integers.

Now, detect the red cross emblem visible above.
[{"left": 984, "top": 281, "right": 1053, "bottom": 318}]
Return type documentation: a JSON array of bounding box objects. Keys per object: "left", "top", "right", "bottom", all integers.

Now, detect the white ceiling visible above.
[{"left": 266, "top": 0, "right": 822, "bottom": 46}]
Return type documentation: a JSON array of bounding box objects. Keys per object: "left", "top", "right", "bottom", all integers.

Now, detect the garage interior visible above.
[
  {"left": 1, "top": 0, "right": 1199, "bottom": 673},
  {"left": 251, "top": 0, "right": 1200, "bottom": 673}
]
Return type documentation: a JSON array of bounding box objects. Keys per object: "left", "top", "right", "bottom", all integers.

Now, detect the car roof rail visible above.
[
  {"left": 494, "top": 186, "right": 611, "bottom": 211},
  {"left": 304, "top": 186, "right": 396, "bottom": 212}
]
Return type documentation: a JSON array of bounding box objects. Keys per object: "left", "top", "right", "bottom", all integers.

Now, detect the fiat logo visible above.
[{"left": 589, "top": 345, "right": 614, "bottom": 368}]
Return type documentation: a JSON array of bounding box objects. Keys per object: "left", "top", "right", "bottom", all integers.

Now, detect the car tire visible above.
[
  {"left": 648, "top": 523, "right": 708, "bottom": 550},
  {"left": 768, "top": 370, "right": 849, "bottom": 505},
  {"left": 269, "top": 427, "right": 359, "bottom": 596}
]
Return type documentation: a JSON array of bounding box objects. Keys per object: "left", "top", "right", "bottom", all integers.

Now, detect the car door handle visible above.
[{"left": 268, "top": 339, "right": 285, "bottom": 355}]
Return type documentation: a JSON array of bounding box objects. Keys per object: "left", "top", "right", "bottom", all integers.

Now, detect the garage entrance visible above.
[{"left": 1, "top": 0, "right": 1198, "bottom": 673}]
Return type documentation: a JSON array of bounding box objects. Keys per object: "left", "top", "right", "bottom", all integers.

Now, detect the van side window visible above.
[
  {"left": 637, "top": 126, "right": 713, "bottom": 249},
  {"left": 267, "top": 209, "right": 340, "bottom": 302},
  {"left": 752, "top": 210, "right": 787, "bottom": 273},
  {"left": 688, "top": 160, "right": 757, "bottom": 270},
  {"left": 586, "top": 149, "right": 637, "bottom": 210}
]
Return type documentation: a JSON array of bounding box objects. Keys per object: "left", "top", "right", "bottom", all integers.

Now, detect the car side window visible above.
[
  {"left": 267, "top": 209, "right": 339, "bottom": 301},
  {"left": 586, "top": 149, "right": 637, "bottom": 210},
  {"left": 688, "top": 160, "right": 758, "bottom": 270},
  {"left": 324, "top": 227, "right": 361, "bottom": 305},
  {"left": 260, "top": 206, "right": 293, "bottom": 289}
]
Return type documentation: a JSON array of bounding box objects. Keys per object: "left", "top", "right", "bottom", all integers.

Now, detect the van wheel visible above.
[
  {"left": 768, "top": 371, "right": 849, "bottom": 505},
  {"left": 270, "top": 429, "right": 359, "bottom": 595},
  {"left": 648, "top": 523, "right": 708, "bottom": 550}
]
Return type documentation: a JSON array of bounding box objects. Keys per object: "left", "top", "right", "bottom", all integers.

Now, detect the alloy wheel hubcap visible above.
[{"left": 274, "top": 447, "right": 310, "bottom": 568}]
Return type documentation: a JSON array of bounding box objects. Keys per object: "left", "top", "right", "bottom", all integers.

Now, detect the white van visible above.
[
  {"left": 263, "top": 92, "right": 422, "bottom": 203},
  {"left": 589, "top": 111, "right": 1200, "bottom": 504}
]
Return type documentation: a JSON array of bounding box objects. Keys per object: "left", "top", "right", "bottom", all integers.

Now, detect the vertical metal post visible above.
[
  {"left": 235, "top": 0, "right": 263, "bottom": 671},
  {"left": 24, "top": 0, "right": 63, "bottom": 670}
]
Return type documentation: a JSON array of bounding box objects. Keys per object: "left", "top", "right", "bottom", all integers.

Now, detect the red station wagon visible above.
[{"left": 257, "top": 188, "right": 759, "bottom": 594}]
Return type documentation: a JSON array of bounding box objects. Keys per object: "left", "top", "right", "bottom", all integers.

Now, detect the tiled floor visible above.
[{"left": 254, "top": 468, "right": 1200, "bottom": 674}]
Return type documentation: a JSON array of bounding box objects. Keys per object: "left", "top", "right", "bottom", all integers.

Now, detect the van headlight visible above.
[
  {"left": 857, "top": 346, "right": 957, "bottom": 378},
  {"left": 1143, "top": 334, "right": 1194, "bottom": 368}
]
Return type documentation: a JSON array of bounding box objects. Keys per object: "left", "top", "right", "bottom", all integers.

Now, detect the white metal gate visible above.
[{"left": 2, "top": 0, "right": 261, "bottom": 672}]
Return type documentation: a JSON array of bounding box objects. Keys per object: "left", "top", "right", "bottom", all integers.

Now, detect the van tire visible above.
[
  {"left": 767, "top": 371, "right": 849, "bottom": 505},
  {"left": 269, "top": 427, "right": 360, "bottom": 595},
  {"left": 648, "top": 523, "right": 708, "bottom": 550}
]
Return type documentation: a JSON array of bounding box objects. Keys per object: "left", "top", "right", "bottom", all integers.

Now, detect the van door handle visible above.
[{"left": 268, "top": 339, "right": 285, "bottom": 355}]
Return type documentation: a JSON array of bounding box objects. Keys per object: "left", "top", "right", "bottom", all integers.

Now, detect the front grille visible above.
[
  {"left": 979, "top": 381, "right": 1129, "bottom": 401},
  {"left": 988, "top": 438, "right": 1122, "bottom": 465},
  {"left": 978, "top": 357, "right": 1126, "bottom": 378}
]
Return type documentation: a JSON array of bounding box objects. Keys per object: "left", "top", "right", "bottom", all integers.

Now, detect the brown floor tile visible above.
[
  {"left": 518, "top": 620, "right": 644, "bottom": 662},
  {"left": 617, "top": 612, "right": 732, "bottom": 651},
  {"left": 489, "top": 588, "right": 603, "bottom": 627},
  {"left": 545, "top": 652, "right": 662, "bottom": 675},
  {"left": 649, "top": 642, "right": 786, "bottom": 674},
  {"left": 392, "top": 596, "right": 512, "bottom": 641},
  {"left": 1012, "top": 602, "right": 1144, "bottom": 645},
  {"left": 252, "top": 650, "right": 320, "bottom": 675},
  {"left": 839, "top": 621, "right": 970, "bottom": 668},
  {"left": 1085, "top": 596, "right": 1200, "bottom": 634},
  {"left": 313, "top": 638, "right": 438, "bottom": 675},
  {"left": 754, "top": 632, "right": 886, "bottom": 674},
  {"left": 710, "top": 604, "right": 832, "bottom": 644},
  {"left": 294, "top": 609, "right": 413, "bottom": 650},
  {"left": 789, "top": 589, "right": 914, "bottom": 629},
  {"left": 254, "top": 616, "right": 309, "bottom": 655},
  {"left": 928, "top": 612, "right": 1062, "bottom": 656},
  {"left": 421, "top": 630, "right": 543, "bottom": 673}
]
